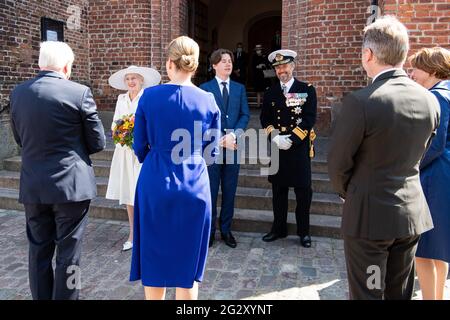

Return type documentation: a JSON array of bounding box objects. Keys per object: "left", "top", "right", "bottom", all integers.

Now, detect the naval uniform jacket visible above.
[{"left": 260, "top": 78, "right": 317, "bottom": 187}]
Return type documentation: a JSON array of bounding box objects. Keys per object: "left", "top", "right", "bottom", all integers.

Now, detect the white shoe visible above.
[{"left": 122, "top": 241, "right": 133, "bottom": 251}]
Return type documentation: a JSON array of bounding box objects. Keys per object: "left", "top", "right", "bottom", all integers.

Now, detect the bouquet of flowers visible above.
[{"left": 112, "top": 114, "right": 135, "bottom": 148}]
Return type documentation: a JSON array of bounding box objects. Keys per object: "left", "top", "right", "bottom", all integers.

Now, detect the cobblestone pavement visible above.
[{"left": 0, "top": 209, "right": 448, "bottom": 300}]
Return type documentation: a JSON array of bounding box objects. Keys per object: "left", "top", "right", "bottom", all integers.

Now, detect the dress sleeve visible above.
[
  {"left": 203, "top": 94, "right": 221, "bottom": 165},
  {"left": 111, "top": 96, "right": 122, "bottom": 131},
  {"left": 132, "top": 93, "right": 150, "bottom": 163},
  {"left": 420, "top": 90, "right": 448, "bottom": 169}
]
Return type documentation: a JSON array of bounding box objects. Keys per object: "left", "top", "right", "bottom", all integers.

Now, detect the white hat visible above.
[
  {"left": 108, "top": 65, "right": 161, "bottom": 91},
  {"left": 268, "top": 49, "right": 297, "bottom": 66}
]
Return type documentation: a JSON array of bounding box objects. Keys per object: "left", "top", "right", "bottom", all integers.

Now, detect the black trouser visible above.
[
  {"left": 344, "top": 235, "right": 420, "bottom": 300},
  {"left": 24, "top": 200, "right": 90, "bottom": 300},
  {"left": 271, "top": 184, "right": 312, "bottom": 237}
]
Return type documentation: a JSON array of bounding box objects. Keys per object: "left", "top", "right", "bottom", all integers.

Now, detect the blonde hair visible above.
[
  {"left": 167, "top": 36, "right": 199, "bottom": 73},
  {"left": 38, "top": 41, "right": 75, "bottom": 70},
  {"left": 409, "top": 47, "right": 450, "bottom": 80},
  {"left": 363, "top": 15, "right": 409, "bottom": 66}
]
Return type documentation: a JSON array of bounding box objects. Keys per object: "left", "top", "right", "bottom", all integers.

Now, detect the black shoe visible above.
[
  {"left": 262, "top": 232, "right": 287, "bottom": 242},
  {"left": 209, "top": 234, "right": 215, "bottom": 248},
  {"left": 300, "top": 235, "right": 312, "bottom": 248},
  {"left": 221, "top": 232, "right": 237, "bottom": 248}
]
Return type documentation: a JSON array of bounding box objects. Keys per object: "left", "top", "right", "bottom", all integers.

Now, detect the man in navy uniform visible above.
[{"left": 260, "top": 49, "right": 317, "bottom": 247}]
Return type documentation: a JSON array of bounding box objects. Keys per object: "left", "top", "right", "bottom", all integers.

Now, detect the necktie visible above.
[
  {"left": 222, "top": 82, "right": 229, "bottom": 109},
  {"left": 282, "top": 84, "right": 287, "bottom": 95}
]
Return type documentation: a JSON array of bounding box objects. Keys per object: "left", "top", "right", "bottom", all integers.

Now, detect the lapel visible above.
[
  {"left": 228, "top": 80, "right": 241, "bottom": 113},
  {"left": 209, "top": 79, "right": 225, "bottom": 112},
  {"left": 288, "top": 78, "right": 302, "bottom": 94}
]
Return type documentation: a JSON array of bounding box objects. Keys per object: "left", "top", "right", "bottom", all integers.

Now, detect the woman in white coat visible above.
[{"left": 106, "top": 66, "right": 161, "bottom": 251}]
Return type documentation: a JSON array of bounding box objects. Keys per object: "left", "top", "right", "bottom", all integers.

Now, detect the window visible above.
[{"left": 41, "top": 17, "right": 64, "bottom": 42}]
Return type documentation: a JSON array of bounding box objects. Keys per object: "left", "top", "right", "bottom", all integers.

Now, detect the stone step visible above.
[
  {"left": 4, "top": 155, "right": 329, "bottom": 175},
  {"left": 0, "top": 169, "right": 342, "bottom": 216},
  {"left": 0, "top": 170, "right": 109, "bottom": 198},
  {"left": 237, "top": 169, "right": 333, "bottom": 193},
  {"left": 0, "top": 168, "right": 336, "bottom": 203},
  {"left": 232, "top": 208, "right": 341, "bottom": 239},
  {"left": 229, "top": 186, "right": 342, "bottom": 216},
  {"left": 0, "top": 187, "right": 342, "bottom": 239}
]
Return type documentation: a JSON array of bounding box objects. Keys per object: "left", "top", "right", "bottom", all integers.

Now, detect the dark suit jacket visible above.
[
  {"left": 260, "top": 78, "right": 317, "bottom": 187},
  {"left": 233, "top": 51, "right": 248, "bottom": 78},
  {"left": 200, "top": 79, "right": 250, "bottom": 138},
  {"left": 328, "top": 69, "right": 440, "bottom": 240},
  {"left": 10, "top": 71, "right": 106, "bottom": 204}
]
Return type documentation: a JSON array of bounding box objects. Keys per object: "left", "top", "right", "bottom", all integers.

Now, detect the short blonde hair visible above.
[
  {"left": 167, "top": 36, "right": 199, "bottom": 73},
  {"left": 363, "top": 15, "right": 409, "bottom": 66},
  {"left": 38, "top": 41, "right": 75, "bottom": 70},
  {"left": 409, "top": 47, "right": 450, "bottom": 80}
]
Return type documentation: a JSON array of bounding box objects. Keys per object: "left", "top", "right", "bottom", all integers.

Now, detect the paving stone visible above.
[
  {"left": 299, "top": 267, "right": 317, "bottom": 278},
  {"left": 1, "top": 210, "right": 448, "bottom": 300}
]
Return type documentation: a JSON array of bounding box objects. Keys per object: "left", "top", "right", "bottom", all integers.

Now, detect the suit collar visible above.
[
  {"left": 215, "top": 76, "right": 230, "bottom": 88},
  {"left": 430, "top": 80, "right": 450, "bottom": 92},
  {"left": 280, "top": 77, "right": 295, "bottom": 93},
  {"left": 371, "top": 69, "right": 407, "bottom": 84},
  {"left": 286, "top": 78, "right": 301, "bottom": 93},
  {"left": 208, "top": 79, "right": 225, "bottom": 110},
  {"left": 37, "top": 70, "right": 65, "bottom": 79}
]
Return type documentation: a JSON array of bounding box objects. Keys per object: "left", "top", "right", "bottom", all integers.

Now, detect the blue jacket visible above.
[
  {"left": 200, "top": 79, "right": 250, "bottom": 137},
  {"left": 421, "top": 80, "right": 450, "bottom": 169},
  {"left": 10, "top": 71, "right": 106, "bottom": 204}
]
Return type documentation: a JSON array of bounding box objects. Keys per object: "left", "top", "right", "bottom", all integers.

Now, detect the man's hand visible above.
[
  {"left": 220, "top": 133, "right": 237, "bottom": 150},
  {"left": 272, "top": 134, "right": 293, "bottom": 150}
]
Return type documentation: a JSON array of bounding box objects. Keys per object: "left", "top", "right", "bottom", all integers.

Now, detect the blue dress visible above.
[
  {"left": 130, "top": 84, "right": 220, "bottom": 288},
  {"left": 416, "top": 80, "right": 450, "bottom": 263}
]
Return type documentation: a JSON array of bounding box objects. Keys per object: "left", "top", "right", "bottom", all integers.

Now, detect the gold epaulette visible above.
[
  {"left": 265, "top": 125, "right": 275, "bottom": 135},
  {"left": 310, "top": 129, "right": 317, "bottom": 141},
  {"left": 293, "top": 127, "right": 308, "bottom": 140},
  {"left": 309, "top": 129, "right": 316, "bottom": 158}
]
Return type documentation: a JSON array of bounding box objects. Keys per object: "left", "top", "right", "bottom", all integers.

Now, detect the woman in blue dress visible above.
[
  {"left": 130, "top": 36, "right": 221, "bottom": 300},
  {"left": 410, "top": 47, "right": 450, "bottom": 300}
]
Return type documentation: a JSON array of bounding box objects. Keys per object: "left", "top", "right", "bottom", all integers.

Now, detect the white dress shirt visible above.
[
  {"left": 216, "top": 76, "right": 231, "bottom": 95},
  {"left": 280, "top": 77, "right": 295, "bottom": 94}
]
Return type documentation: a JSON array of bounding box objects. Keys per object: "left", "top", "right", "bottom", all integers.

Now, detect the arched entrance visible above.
[
  {"left": 245, "top": 12, "right": 282, "bottom": 90},
  {"left": 246, "top": 13, "right": 282, "bottom": 58},
  {"left": 187, "top": 0, "right": 282, "bottom": 86}
]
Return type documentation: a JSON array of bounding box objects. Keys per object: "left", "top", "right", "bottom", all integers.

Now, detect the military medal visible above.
[
  {"left": 285, "top": 92, "right": 308, "bottom": 107},
  {"left": 293, "top": 106, "right": 302, "bottom": 114}
]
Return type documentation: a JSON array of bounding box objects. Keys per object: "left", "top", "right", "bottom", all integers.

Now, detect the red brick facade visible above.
[
  {"left": 0, "top": 0, "right": 90, "bottom": 115},
  {"left": 1, "top": 0, "right": 449, "bottom": 134},
  {"left": 283, "top": 0, "right": 372, "bottom": 134}
]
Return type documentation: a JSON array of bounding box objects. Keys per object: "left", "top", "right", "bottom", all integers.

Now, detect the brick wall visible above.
[
  {"left": 0, "top": 0, "right": 89, "bottom": 112},
  {"left": 2, "top": 0, "right": 449, "bottom": 132},
  {"left": 0, "top": 0, "right": 89, "bottom": 162},
  {"left": 282, "top": 0, "right": 449, "bottom": 135},
  {"left": 282, "top": 0, "right": 371, "bottom": 135},
  {"left": 89, "top": 0, "right": 188, "bottom": 111},
  {"left": 88, "top": 0, "right": 152, "bottom": 111},
  {"left": 383, "top": 0, "right": 450, "bottom": 53}
]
